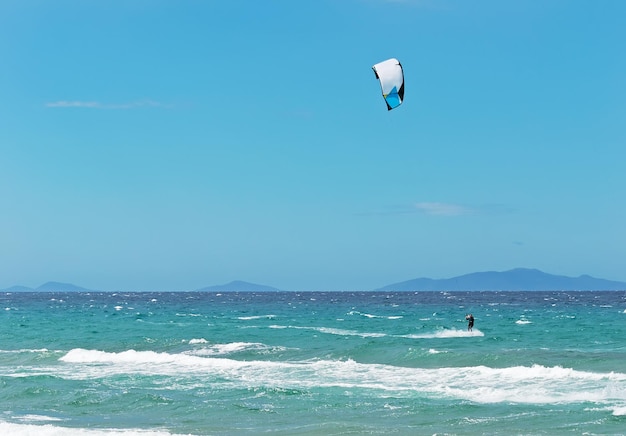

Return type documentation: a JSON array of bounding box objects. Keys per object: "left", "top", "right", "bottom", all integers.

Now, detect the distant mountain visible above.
[
  {"left": 2, "top": 281, "right": 95, "bottom": 292},
  {"left": 35, "top": 281, "right": 95, "bottom": 292},
  {"left": 3, "top": 285, "right": 34, "bottom": 292},
  {"left": 195, "top": 280, "right": 282, "bottom": 292},
  {"left": 4, "top": 270, "right": 624, "bottom": 293},
  {"left": 377, "top": 268, "right": 626, "bottom": 291}
]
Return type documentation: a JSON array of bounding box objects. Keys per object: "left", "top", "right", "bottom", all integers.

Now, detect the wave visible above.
[
  {"left": 312, "top": 326, "right": 387, "bottom": 338},
  {"left": 0, "top": 421, "right": 175, "bottom": 436},
  {"left": 14, "top": 414, "right": 64, "bottom": 422},
  {"left": 54, "top": 349, "right": 626, "bottom": 406},
  {"left": 516, "top": 320, "right": 532, "bottom": 325},
  {"left": 347, "top": 311, "right": 403, "bottom": 320},
  {"left": 404, "top": 328, "right": 485, "bottom": 339},
  {"left": 268, "top": 325, "right": 387, "bottom": 338},
  {"left": 0, "top": 348, "right": 53, "bottom": 354},
  {"left": 612, "top": 406, "right": 626, "bottom": 416},
  {"left": 185, "top": 341, "right": 287, "bottom": 356},
  {"left": 237, "top": 314, "right": 276, "bottom": 320}
]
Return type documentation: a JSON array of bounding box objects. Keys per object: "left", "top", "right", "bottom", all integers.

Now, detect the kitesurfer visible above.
[{"left": 466, "top": 314, "right": 474, "bottom": 332}]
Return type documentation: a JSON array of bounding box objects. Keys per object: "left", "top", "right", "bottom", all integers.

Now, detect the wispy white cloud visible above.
[
  {"left": 363, "top": 0, "right": 451, "bottom": 9},
  {"left": 46, "top": 101, "right": 100, "bottom": 108},
  {"left": 413, "top": 202, "right": 516, "bottom": 216},
  {"left": 413, "top": 202, "right": 471, "bottom": 216},
  {"left": 357, "top": 202, "right": 514, "bottom": 217},
  {"left": 45, "top": 99, "right": 169, "bottom": 109}
]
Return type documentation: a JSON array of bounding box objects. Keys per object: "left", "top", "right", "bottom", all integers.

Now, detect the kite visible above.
[{"left": 372, "top": 58, "right": 404, "bottom": 110}]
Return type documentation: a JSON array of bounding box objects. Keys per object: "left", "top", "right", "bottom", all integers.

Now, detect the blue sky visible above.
[{"left": 1, "top": 0, "right": 624, "bottom": 291}]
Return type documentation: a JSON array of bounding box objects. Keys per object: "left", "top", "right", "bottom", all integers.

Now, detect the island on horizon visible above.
[{"left": 3, "top": 269, "right": 625, "bottom": 292}]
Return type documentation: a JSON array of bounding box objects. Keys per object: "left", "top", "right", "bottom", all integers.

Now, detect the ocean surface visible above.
[{"left": 1, "top": 291, "right": 625, "bottom": 435}]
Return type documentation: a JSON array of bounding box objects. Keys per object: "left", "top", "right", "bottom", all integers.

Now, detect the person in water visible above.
[{"left": 466, "top": 314, "right": 474, "bottom": 332}]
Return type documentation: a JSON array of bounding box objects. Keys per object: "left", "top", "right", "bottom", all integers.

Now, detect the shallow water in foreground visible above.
[{"left": 1, "top": 291, "right": 625, "bottom": 435}]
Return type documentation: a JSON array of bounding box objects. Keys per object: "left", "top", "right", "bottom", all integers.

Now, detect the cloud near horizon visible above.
[
  {"left": 358, "top": 202, "right": 514, "bottom": 217},
  {"left": 45, "top": 99, "right": 168, "bottom": 109},
  {"left": 413, "top": 202, "right": 471, "bottom": 216},
  {"left": 367, "top": 0, "right": 450, "bottom": 10}
]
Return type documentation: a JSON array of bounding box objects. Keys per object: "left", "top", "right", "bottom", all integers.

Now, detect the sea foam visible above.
[
  {"left": 268, "top": 325, "right": 387, "bottom": 338},
  {"left": 186, "top": 342, "right": 286, "bottom": 356},
  {"left": 56, "top": 349, "right": 626, "bottom": 406},
  {"left": 405, "top": 328, "right": 485, "bottom": 339},
  {"left": 612, "top": 405, "right": 626, "bottom": 416},
  {"left": 237, "top": 314, "right": 276, "bottom": 320},
  {"left": 0, "top": 421, "right": 178, "bottom": 436}
]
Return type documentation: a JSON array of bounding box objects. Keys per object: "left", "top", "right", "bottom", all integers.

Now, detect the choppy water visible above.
[{"left": 1, "top": 291, "right": 625, "bottom": 435}]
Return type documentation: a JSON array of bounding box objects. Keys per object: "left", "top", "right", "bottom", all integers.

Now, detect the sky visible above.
[{"left": 1, "top": 0, "right": 625, "bottom": 291}]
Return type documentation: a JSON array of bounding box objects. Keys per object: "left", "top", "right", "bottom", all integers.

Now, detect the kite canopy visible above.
[{"left": 372, "top": 58, "right": 404, "bottom": 110}]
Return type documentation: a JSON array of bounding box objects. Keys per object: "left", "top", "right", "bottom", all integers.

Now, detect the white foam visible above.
[
  {"left": 405, "top": 328, "right": 484, "bottom": 339},
  {"left": 174, "top": 312, "right": 201, "bottom": 318},
  {"left": 54, "top": 348, "right": 626, "bottom": 409},
  {"left": 237, "top": 315, "right": 276, "bottom": 320},
  {"left": 61, "top": 349, "right": 167, "bottom": 364},
  {"left": 347, "top": 311, "right": 403, "bottom": 320},
  {"left": 188, "top": 338, "right": 207, "bottom": 344},
  {"left": 0, "top": 348, "right": 51, "bottom": 354},
  {"left": 612, "top": 405, "right": 626, "bottom": 416},
  {"left": 313, "top": 326, "right": 387, "bottom": 338},
  {"left": 15, "top": 414, "right": 64, "bottom": 422},
  {"left": 267, "top": 325, "right": 386, "bottom": 338},
  {"left": 0, "top": 421, "right": 178, "bottom": 436},
  {"left": 187, "top": 342, "right": 286, "bottom": 356},
  {"left": 516, "top": 320, "right": 532, "bottom": 325}
]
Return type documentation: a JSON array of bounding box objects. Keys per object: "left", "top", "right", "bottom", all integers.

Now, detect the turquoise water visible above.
[{"left": 1, "top": 291, "right": 625, "bottom": 435}]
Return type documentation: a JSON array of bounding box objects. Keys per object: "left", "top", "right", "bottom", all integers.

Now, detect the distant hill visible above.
[
  {"left": 3, "top": 270, "right": 624, "bottom": 292},
  {"left": 36, "top": 281, "right": 95, "bottom": 292},
  {"left": 377, "top": 268, "right": 626, "bottom": 291},
  {"left": 195, "top": 280, "right": 282, "bottom": 292},
  {"left": 2, "top": 282, "right": 95, "bottom": 292},
  {"left": 3, "top": 285, "right": 34, "bottom": 292}
]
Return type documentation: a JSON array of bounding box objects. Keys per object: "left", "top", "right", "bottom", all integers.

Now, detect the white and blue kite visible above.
[{"left": 372, "top": 58, "right": 405, "bottom": 111}]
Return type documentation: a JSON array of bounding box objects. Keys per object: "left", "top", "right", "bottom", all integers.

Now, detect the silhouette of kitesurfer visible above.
[{"left": 466, "top": 314, "right": 474, "bottom": 332}]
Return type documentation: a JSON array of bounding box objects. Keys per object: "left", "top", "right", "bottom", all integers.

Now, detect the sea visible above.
[{"left": 1, "top": 290, "right": 625, "bottom": 435}]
